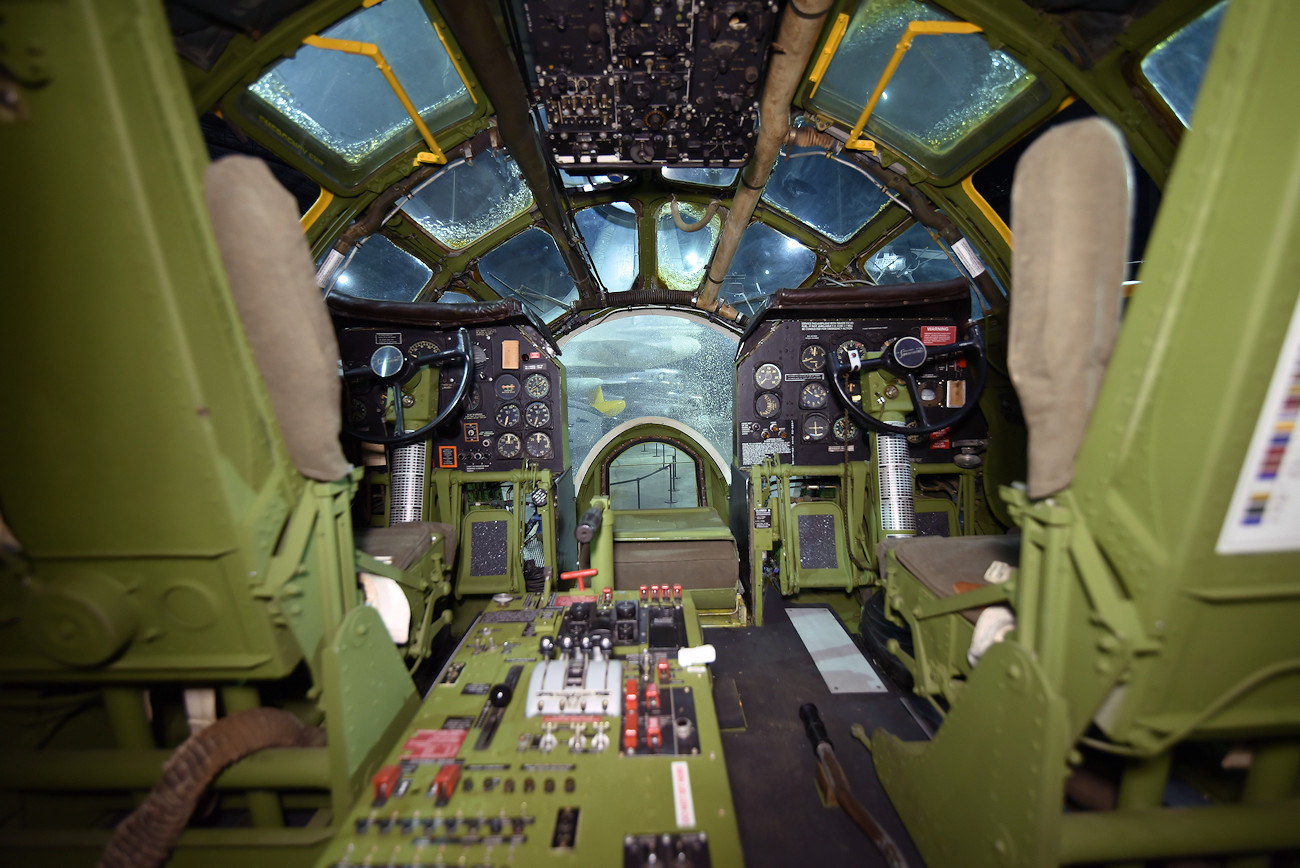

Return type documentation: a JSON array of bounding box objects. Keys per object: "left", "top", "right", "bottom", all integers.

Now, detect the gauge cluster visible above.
[
  {"left": 735, "top": 317, "right": 983, "bottom": 468},
  {"left": 338, "top": 324, "right": 566, "bottom": 474}
]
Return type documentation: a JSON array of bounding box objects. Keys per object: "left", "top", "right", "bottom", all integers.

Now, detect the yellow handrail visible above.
[
  {"left": 300, "top": 187, "right": 335, "bottom": 233},
  {"left": 806, "top": 13, "right": 850, "bottom": 99},
  {"left": 844, "top": 20, "right": 982, "bottom": 154},
  {"left": 302, "top": 34, "right": 448, "bottom": 166}
]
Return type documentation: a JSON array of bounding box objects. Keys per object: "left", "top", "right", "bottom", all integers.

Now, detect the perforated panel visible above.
[{"left": 798, "top": 514, "right": 838, "bottom": 569}]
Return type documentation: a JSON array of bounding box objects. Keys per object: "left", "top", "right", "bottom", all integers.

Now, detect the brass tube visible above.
[{"left": 696, "top": 0, "right": 834, "bottom": 311}]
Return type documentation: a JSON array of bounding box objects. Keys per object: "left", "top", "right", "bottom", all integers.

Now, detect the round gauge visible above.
[
  {"left": 497, "top": 432, "right": 522, "bottom": 458},
  {"left": 468, "top": 385, "right": 482, "bottom": 412},
  {"left": 407, "top": 339, "right": 439, "bottom": 359},
  {"left": 800, "top": 344, "right": 827, "bottom": 372},
  {"left": 799, "top": 381, "right": 829, "bottom": 410},
  {"left": 525, "top": 431, "right": 552, "bottom": 458},
  {"left": 524, "top": 373, "right": 551, "bottom": 399},
  {"left": 804, "top": 414, "right": 829, "bottom": 441},
  {"left": 495, "top": 403, "right": 521, "bottom": 428},
  {"left": 494, "top": 374, "right": 520, "bottom": 401},
  {"left": 525, "top": 401, "right": 551, "bottom": 427},
  {"left": 832, "top": 417, "right": 859, "bottom": 442},
  {"left": 755, "top": 392, "right": 781, "bottom": 419},
  {"left": 754, "top": 363, "right": 783, "bottom": 390},
  {"left": 836, "top": 339, "right": 869, "bottom": 366}
]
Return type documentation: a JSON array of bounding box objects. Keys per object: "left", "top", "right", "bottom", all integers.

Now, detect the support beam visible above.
[{"left": 437, "top": 3, "right": 599, "bottom": 307}]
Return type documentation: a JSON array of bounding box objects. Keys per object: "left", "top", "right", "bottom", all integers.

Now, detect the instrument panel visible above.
[
  {"left": 339, "top": 324, "right": 567, "bottom": 474},
  {"left": 735, "top": 317, "right": 984, "bottom": 468}
]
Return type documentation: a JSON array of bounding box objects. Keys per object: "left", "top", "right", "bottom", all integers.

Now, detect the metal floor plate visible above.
[{"left": 786, "top": 607, "right": 887, "bottom": 693}]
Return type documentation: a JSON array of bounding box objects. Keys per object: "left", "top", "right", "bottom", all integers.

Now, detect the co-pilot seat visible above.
[
  {"left": 206, "top": 156, "right": 452, "bottom": 645},
  {"left": 875, "top": 117, "right": 1132, "bottom": 694}
]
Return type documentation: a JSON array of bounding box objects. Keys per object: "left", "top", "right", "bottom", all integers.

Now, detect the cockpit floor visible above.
[{"left": 707, "top": 588, "right": 928, "bottom": 867}]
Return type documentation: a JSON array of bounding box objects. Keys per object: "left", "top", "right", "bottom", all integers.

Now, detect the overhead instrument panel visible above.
[
  {"left": 338, "top": 323, "right": 568, "bottom": 474},
  {"left": 517, "top": 0, "right": 779, "bottom": 170}
]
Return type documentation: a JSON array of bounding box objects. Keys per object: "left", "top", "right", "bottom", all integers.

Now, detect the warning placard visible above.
[{"left": 401, "top": 729, "right": 467, "bottom": 761}]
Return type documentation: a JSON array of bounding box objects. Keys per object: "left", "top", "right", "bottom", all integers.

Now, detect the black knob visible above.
[
  {"left": 540, "top": 636, "right": 556, "bottom": 658},
  {"left": 490, "top": 683, "right": 514, "bottom": 708}
]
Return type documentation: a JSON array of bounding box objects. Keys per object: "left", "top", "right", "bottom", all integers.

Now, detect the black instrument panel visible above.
[
  {"left": 735, "top": 317, "right": 985, "bottom": 468},
  {"left": 518, "top": 0, "right": 778, "bottom": 170},
  {"left": 339, "top": 324, "right": 567, "bottom": 474}
]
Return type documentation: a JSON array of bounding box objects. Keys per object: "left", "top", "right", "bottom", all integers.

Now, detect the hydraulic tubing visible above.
[{"left": 696, "top": 0, "right": 834, "bottom": 311}]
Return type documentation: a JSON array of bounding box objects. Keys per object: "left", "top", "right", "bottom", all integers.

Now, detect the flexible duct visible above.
[
  {"left": 98, "top": 708, "right": 325, "bottom": 868},
  {"left": 696, "top": 0, "right": 834, "bottom": 312}
]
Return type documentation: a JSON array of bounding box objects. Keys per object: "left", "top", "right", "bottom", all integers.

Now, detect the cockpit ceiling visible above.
[{"left": 179, "top": 0, "right": 1224, "bottom": 329}]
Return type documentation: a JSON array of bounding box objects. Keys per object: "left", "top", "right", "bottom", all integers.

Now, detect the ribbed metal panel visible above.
[
  {"left": 875, "top": 431, "right": 916, "bottom": 536},
  {"left": 389, "top": 440, "right": 426, "bottom": 525}
]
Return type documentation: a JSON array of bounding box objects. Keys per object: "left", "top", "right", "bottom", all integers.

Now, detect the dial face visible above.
[
  {"left": 804, "top": 414, "right": 829, "bottom": 441},
  {"left": 800, "top": 344, "right": 827, "bottom": 372},
  {"left": 836, "top": 339, "right": 868, "bottom": 365},
  {"left": 496, "top": 432, "right": 522, "bottom": 458},
  {"left": 468, "top": 385, "right": 482, "bottom": 412},
  {"left": 495, "top": 403, "right": 521, "bottom": 428},
  {"left": 407, "top": 339, "right": 439, "bottom": 358},
  {"left": 799, "top": 381, "right": 829, "bottom": 410},
  {"left": 524, "top": 373, "right": 551, "bottom": 399},
  {"left": 832, "top": 417, "right": 859, "bottom": 442},
  {"left": 754, "top": 363, "right": 783, "bottom": 390},
  {"left": 494, "top": 374, "right": 520, "bottom": 401},
  {"left": 525, "top": 431, "right": 552, "bottom": 458},
  {"left": 525, "top": 401, "right": 551, "bottom": 427},
  {"left": 755, "top": 392, "right": 781, "bottom": 419}
]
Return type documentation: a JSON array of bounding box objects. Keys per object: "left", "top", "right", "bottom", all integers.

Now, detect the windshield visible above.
[
  {"left": 761, "top": 147, "right": 890, "bottom": 243},
  {"left": 478, "top": 227, "right": 579, "bottom": 320},
  {"left": 402, "top": 150, "right": 533, "bottom": 250},
  {"left": 808, "top": 0, "right": 1049, "bottom": 175},
  {"left": 562, "top": 314, "right": 737, "bottom": 481},
  {"left": 240, "top": 0, "right": 476, "bottom": 185},
  {"left": 327, "top": 235, "right": 431, "bottom": 301},
  {"left": 1141, "top": 1, "right": 1229, "bottom": 126}
]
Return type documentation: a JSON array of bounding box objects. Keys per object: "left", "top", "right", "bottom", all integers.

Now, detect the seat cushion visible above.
[
  {"left": 356, "top": 521, "right": 456, "bottom": 571},
  {"left": 881, "top": 534, "right": 1020, "bottom": 623}
]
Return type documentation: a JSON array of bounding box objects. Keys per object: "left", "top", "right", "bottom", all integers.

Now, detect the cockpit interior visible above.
[{"left": 3, "top": 0, "right": 1300, "bottom": 866}]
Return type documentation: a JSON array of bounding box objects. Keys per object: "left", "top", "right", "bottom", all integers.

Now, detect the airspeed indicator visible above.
[{"left": 754, "top": 363, "right": 782, "bottom": 390}]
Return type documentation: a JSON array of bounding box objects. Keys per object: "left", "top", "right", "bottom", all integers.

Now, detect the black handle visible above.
[
  {"left": 800, "top": 703, "right": 832, "bottom": 753},
  {"left": 575, "top": 506, "right": 604, "bottom": 543}
]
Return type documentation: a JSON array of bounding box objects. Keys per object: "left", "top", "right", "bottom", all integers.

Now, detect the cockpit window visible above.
[
  {"left": 1140, "top": 1, "right": 1228, "bottom": 127},
  {"left": 575, "top": 203, "right": 640, "bottom": 293},
  {"left": 761, "top": 147, "right": 889, "bottom": 243},
  {"left": 562, "top": 314, "right": 737, "bottom": 481},
  {"left": 656, "top": 202, "right": 723, "bottom": 293},
  {"left": 328, "top": 235, "right": 431, "bottom": 302},
  {"left": 661, "top": 167, "right": 740, "bottom": 188},
  {"left": 477, "top": 227, "right": 578, "bottom": 321},
  {"left": 606, "top": 442, "right": 701, "bottom": 510},
  {"left": 401, "top": 151, "right": 533, "bottom": 250},
  {"left": 720, "top": 222, "right": 817, "bottom": 315},
  {"left": 242, "top": 0, "right": 475, "bottom": 182},
  {"left": 862, "top": 222, "right": 962, "bottom": 284},
  {"left": 808, "top": 0, "right": 1049, "bottom": 175}
]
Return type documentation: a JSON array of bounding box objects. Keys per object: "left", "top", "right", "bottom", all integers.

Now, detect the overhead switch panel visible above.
[{"left": 519, "top": 0, "right": 778, "bottom": 170}]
